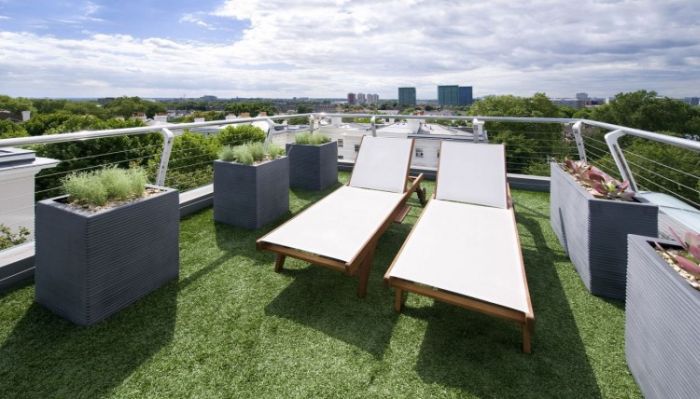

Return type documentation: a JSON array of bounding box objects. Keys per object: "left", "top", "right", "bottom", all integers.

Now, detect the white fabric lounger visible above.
[
  {"left": 258, "top": 136, "right": 426, "bottom": 298},
  {"left": 384, "top": 141, "right": 535, "bottom": 353}
]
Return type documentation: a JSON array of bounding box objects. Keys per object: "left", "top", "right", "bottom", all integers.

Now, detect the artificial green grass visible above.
[{"left": 0, "top": 173, "right": 641, "bottom": 398}]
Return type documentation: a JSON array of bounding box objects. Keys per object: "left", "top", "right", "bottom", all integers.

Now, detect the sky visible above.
[{"left": 0, "top": 0, "right": 698, "bottom": 99}]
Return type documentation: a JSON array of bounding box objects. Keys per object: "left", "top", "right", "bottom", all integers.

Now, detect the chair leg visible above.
[
  {"left": 393, "top": 288, "right": 404, "bottom": 312},
  {"left": 522, "top": 318, "right": 533, "bottom": 354},
  {"left": 274, "top": 254, "right": 286, "bottom": 273},
  {"left": 356, "top": 247, "right": 375, "bottom": 298},
  {"left": 416, "top": 184, "right": 427, "bottom": 206}
]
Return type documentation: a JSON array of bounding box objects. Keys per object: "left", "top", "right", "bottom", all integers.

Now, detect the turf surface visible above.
[{"left": 0, "top": 173, "right": 641, "bottom": 398}]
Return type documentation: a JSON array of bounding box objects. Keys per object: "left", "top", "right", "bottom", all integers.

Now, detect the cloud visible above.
[
  {"left": 0, "top": 0, "right": 699, "bottom": 98},
  {"left": 179, "top": 13, "right": 215, "bottom": 30},
  {"left": 0, "top": 15, "right": 10, "bottom": 21}
]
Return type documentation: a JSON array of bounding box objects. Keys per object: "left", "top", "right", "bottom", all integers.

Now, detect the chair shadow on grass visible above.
[
  {"left": 0, "top": 279, "right": 177, "bottom": 399},
  {"left": 264, "top": 220, "right": 414, "bottom": 359},
  {"left": 412, "top": 213, "right": 603, "bottom": 399}
]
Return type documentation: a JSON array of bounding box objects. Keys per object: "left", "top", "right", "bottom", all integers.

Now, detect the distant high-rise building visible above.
[
  {"left": 398, "top": 87, "right": 417, "bottom": 107},
  {"left": 684, "top": 97, "right": 699, "bottom": 106},
  {"left": 357, "top": 92, "right": 366, "bottom": 104},
  {"left": 576, "top": 92, "right": 589, "bottom": 101},
  {"left": 438, "top": 85, "right": 459, "bottom": 106},
  {"left": 347, "top": 92, "right": 356, "bottom": 105},
  {"left": 458, "top": 86, "right": 473, "bottom": 106},
  {"left": 366, "top": 93, "right": 379, "bottom": 105}
]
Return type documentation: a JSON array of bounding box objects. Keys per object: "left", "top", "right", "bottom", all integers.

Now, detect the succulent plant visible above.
[
  {"left": 562, "top": 158, "right": 634, "bottom": 201},
  {"left": 587, "top": 169, "right": 635, "bottom": 201},
  {"left": 564, "top": 158, "right": 589, "bottom": 176},
  {"left": 668, "top": 229, "right": 700, "bottom": 278}
]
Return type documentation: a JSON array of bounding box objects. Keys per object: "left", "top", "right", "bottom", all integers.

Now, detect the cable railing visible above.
[{"left": 0, "top": 112, "right": 698, "bottom": 258}]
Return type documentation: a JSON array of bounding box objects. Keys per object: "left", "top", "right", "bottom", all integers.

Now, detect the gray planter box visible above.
[
  {"left": 550, "top": 163, "right": 657, "bottom": 299},
  {"left": 35, "top": 185, "right": 179, "bottom": 325},
  {"left": 213, "top": 157, "right": 289, "bottom": 229},
  {"left": 626, "top": 235, "right": 700, "bottom": 399},
  {"left": 286, "top": 141, "right": 338, "bottom": 191}
]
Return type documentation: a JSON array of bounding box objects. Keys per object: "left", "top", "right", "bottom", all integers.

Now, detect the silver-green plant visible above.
[
  {"left": 267, "top": 143, "right": 285, "bottom": 159},
  {"left": 218, "top": 145, "right": 238, "bottom": 162},
  {"left": 220, "top": 142, "right": 285, "bottom": 165},
  {"left": 248, "top": 142, "right": 265, "bottom": 163},
  {"left": 294, "top": 132, "right": 331, "bottom": 145},
  {"left": 62, "top": 167, "right": 148, "bottom": 207}
]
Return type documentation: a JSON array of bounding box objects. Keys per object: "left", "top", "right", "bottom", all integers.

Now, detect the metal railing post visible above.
[
  {"left": 370, "top": 116, "right": 377, "bottom": 136},
  {"left": 472, "top": 118, "right": 484, "bottom": 142},
  {"left": 572, "top": 121, "right": 587, "bottom": 162},
  {"left": 264, "top": 118, "right": 276, "bottom": 144},
  {"left": 604, "top": 129, "right": 638, "bottom": 191},
  {"left": 155, "top": 127, "right": 175, "bottom": 186},
  {"left": 309, "top": 115, "right": 315, "bottom": 134}
]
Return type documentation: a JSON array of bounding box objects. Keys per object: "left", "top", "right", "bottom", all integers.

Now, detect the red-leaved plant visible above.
[
  {"left": 662, "top": 230, "right": 700, "bottom": 278},
  {"left": 562, "top": 158, "right": 635, "bottom": 201}
]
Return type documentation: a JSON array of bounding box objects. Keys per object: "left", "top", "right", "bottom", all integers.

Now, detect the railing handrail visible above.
[
  {"left": 1, "top": 112, "right": 698, "bottom": 153},
  {"left": 0, "top": 114, "right": 313, "bottom": 147}
]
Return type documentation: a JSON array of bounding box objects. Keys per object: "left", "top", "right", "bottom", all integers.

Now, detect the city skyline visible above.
[{"left": 0, "top": 1, "right": 699, "bottom": 98}]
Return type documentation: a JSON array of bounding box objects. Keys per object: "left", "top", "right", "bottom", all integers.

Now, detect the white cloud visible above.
[
  {"left": 0, "top": 15, "right": 10, "bottom": 21},
  {"left": 0, "top": 0, "right": 699, "bottom": 98},
  {"left": 179, "top": 13, "right": 215, "bottom": 30}
]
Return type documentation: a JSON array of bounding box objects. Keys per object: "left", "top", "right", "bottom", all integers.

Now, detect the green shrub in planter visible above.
[
  {"left": 287, "top": 133, "right": 337, "bottom": 191},
  {"left": 35, "top": 166, "right": 179, "bottom": 325},
  {"left": 214, "top": 142, "right": 289, "bottom": 229}
]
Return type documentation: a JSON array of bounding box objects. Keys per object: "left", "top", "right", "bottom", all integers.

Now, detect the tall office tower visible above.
[
  {"left": 458, "top": 86, "right": 473, "bottom": 106},
  {"left": 398, "top": 87, "right": 417, "bottom": 107},
  {"left": 438, "top": 85, "right": 459, "bottom": 106},
  {"left": 357, "top": 92, "right": 366, "bottom": 104},
  {"left": 347, "top": 92, "right": 356, "bottom": 105}
]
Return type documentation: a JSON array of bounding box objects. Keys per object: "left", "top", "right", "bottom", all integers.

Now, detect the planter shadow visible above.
[
  {"left": 550, "top": 163, "right": 657, "bottom": 300},
  {"left": 414, "top": 212, "right": 603, "bottom": 398},
  {"left": 0, "top": 280, "right": 177, "bottom": 398}
]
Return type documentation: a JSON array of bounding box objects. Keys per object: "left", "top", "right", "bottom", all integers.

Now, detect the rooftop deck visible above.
[{"left": 0, "top": 172, "right": 640, "bottom": 398}]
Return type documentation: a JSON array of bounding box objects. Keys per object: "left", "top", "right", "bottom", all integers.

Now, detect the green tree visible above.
[
  {"left": 0, "top": 95, "right": 35, "bottom": 115},
  {"left": 0, "top": 120, "right": 28, "bottom": 139},
  {"left": 103, "top": 96, "right": 166, "bottom": 119},
  {"left": 224, "top": 102, "right": 276, "bottom": 117},
  {"left": 588, "top": 90, "right": 700, "bottom": 135},
  {"left": 468, "top": 93, "right": 574, "bottom": 174}
]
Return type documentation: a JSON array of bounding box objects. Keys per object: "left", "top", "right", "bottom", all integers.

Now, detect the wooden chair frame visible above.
[
  {"left": 257, "top": 137, "right": 427, "bottom": 298},
  {"left": 383, "top": 142, "right": 535, "bottom": 353}
]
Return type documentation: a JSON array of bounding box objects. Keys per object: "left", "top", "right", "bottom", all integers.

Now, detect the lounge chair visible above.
[
  {"left": 384, "top": 141, "right": 535, "bottom": 353},
  {"left": 257, "top": 136, "right": 427, "bottom": 298}
]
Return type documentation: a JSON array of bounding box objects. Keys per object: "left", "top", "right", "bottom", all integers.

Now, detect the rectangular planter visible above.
[
  {"left": 626, "top": 235, "right": 700, "bottom": 399},
  {"left": 213, "top": 157, "right": 289, "bottom": 229},
  {"left": 35, "top": 185, "right": 180, "bottom": 325},
  {"left": 550, "top": 163, "right": 658, "bottom": 299},
  {"left": 286, "top": 141, "right": 338, "bottom": 191}
]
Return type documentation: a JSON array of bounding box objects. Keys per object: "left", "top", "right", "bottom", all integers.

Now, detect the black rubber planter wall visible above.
[
  {"left": 626, "top": 235, "right": 700, "bottom": 399},
  {"left": 286, "top": 141, "right": 338, "bottom": 191},
  {"left": 213, "top": 157, "right": 289, "bottom": 229},
  {"left": 550, "top": 163, "right": 658, "bottom": 299},
  {"left": 34, "top": 186, "right": 179, "bottom": 325}
]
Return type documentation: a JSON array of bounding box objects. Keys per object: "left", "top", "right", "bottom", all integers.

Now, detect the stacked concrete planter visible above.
[
  {"left": 213, "top": 157, "right": 289, "bottom": 229},
  {"left": 285, "top": 141, "right": 338, "bottom": 191},
  {"left": 550, "top": 163, "right": 658, "bottom": 299},
  {"left": 626, "top": 235, "right": 700, "bottom": 399},
  {"left": 35, "top": 186, "right": 180, "bottom": 325}
]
